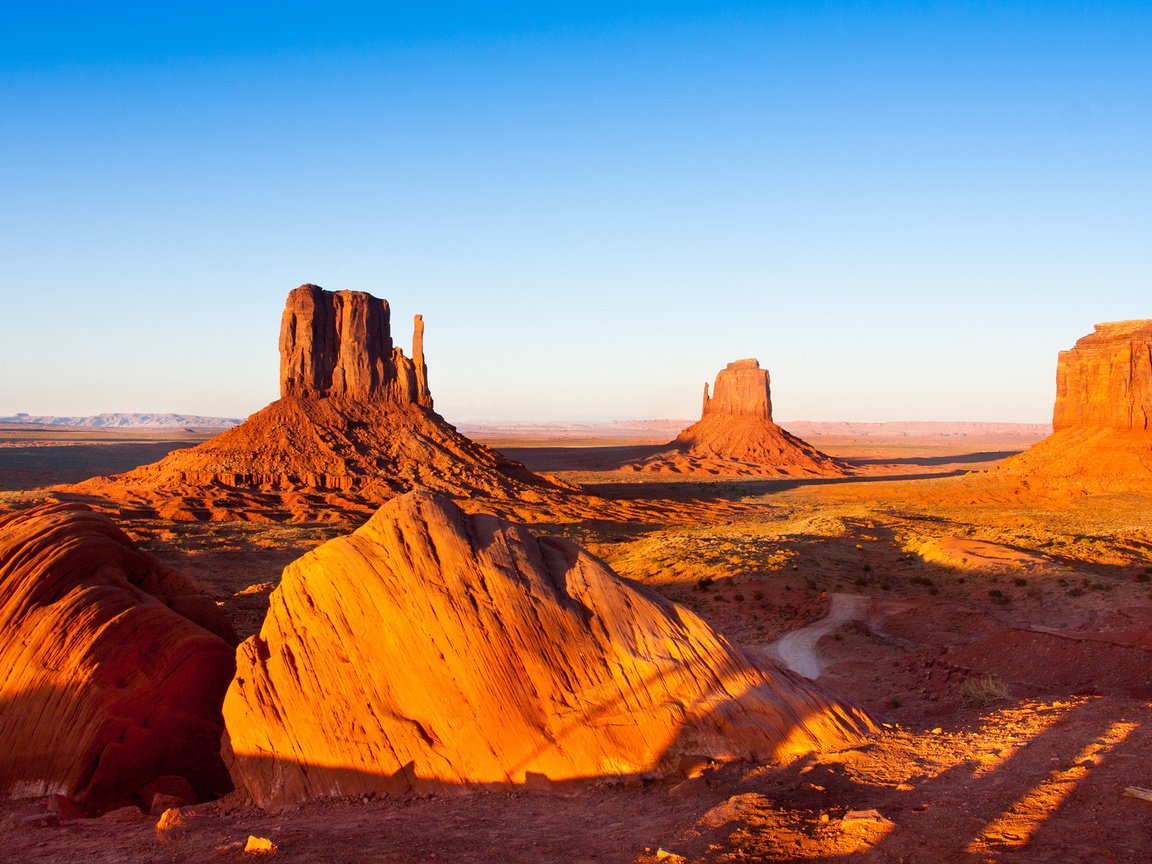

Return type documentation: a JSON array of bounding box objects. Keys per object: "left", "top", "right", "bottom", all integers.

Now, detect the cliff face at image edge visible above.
[
  {"left": 0, "top": 503, "right": 235, "bottom": 812},
  {"left": 1052, "top": 320, "right": 1152, "bottom": 432},
  {"left": 223, "top": 492, "right": 874, "bottom": 807},
  {"left": 997, "top": 320, "right": 1152, "bottom": 493},
  {"left": 623, "top": 359, "right": 847, "bottom": 476}
]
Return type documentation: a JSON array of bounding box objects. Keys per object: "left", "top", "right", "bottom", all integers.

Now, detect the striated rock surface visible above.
[
  {"left": 997, "top": 321, "right": 1152, "bottom": 495},
  {"left": 1052, "top": 320, "right": 1152, "bottom": 432},
  {"left": 623, "top": 359, "right": 847, "bottom": 476},
  {"left": 223, "top": 493, "right": 873, "bottom": 807},
  {"left": 279, "top": 283, "right": 432, "bottom": 407},
  {"left": 0, "top": 503, "right": 235, "bottom": 812},
  {"left": 61, "top": 284, "right": 561, "bottom": 522}
]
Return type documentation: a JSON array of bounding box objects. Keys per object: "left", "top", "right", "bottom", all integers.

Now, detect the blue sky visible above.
[{"left": 1, "top": 2, "right": 1149, "bottom": 422}]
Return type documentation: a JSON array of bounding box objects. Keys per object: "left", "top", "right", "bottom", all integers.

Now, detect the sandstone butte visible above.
[
  {"left": 223, "top": 492, "right": 874, "bottom": 808},
  {"left": 0, "top": 503, "right": 236, "bottom": 813},
  {"left": 61, "top": 284, "right": 560, "bottom": 522},
  {"left": 997, "top": 320, "right": 1152, "bottom": 494},
  {"left": 622, "top": 359, "right": 848, "bottom": 476}
]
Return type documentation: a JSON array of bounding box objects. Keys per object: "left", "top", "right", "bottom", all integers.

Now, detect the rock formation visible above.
[
  {"left": 1052, "top": 320, "right": 1152, "bottom": 432},
  {"left": 61, "top": 284, "right": 560, "bottom": 522},
  {"left": 279, "top": 284, "right": 432, "bottom": 407},
  {"left": 623, "top": 359, "right": 848, "bottom": 476},
  {"left": 0, "top": 503, "right": 235, "bottom": 813},
  {"left": 223, "top": 492, "right": 874, "bottom": 807},
  {"left": 997, "top": 321, "right": 1152, "bottom": 494}
]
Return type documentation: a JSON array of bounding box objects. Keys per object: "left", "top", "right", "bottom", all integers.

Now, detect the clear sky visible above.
[{"left": 1, "top": 2, "right": 1148, "bottom": 423}]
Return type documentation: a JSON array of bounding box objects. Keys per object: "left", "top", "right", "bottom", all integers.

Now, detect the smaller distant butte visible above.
[{"left": 622, "top": 358, "right": 849, "bottom": 477}]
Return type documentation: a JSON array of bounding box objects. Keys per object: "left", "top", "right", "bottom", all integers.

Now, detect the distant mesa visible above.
[
  {"left": 223, "top": 492, "right": 874, "bottom": 807},
  {"left": 998, "top": 320, "right": 1152, "bottom": 493},
  {"left": 59, "top": 284, "right": 561, "bottom": 522},
  {"left": 0, "top": 412, "right": 242, "bottom": 428},
  {"left": 0, "top": 503, "right": 235, "bottom": 813},
  {"left": 622, "top": 359, "right": 849, "bottom": 476}
]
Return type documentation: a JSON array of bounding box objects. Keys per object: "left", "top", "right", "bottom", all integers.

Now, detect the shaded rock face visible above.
[
  {"left": 623, "top": 359, "right": 847, "bottom": 477},
  {"left": 279, "top": 283, "right": 432, "bottom": 407},
  {"left": 995, "top": 321, "right": 1152, "bottom": 495},
  {"left": 703, "top": 359, "right": 772, "bottom": 419},
  {"left": 0, "top": 504, "right": 235, "bottom": 813},
  {"left": 1053, "top": 320, "right": 1152, "bottom": 432},
  {"left": 223, "top": 493, "right": 873, "bottom": 807}
]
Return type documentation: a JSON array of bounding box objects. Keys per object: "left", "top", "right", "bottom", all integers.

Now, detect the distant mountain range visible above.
[{"left": 1, "top": 412, "right": 242, "bottom": 429}]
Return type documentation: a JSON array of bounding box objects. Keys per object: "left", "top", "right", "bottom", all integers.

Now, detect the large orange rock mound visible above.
[
  {"left": 623, "top": 359, "right": 848, "bottom": 476},
  {"left": 223, "top": 492, "right": 873, "bottom": 807},
  {"left": 997, "top": 320, "right": 1152, "bottom": 494},
  {"left": 0, "top": 503, "right": 235, "bottom": 812},
  {"left": 62, "top": 285, "right": 561, "bottom": 522}
]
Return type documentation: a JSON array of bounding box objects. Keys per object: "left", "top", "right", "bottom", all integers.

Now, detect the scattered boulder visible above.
[
  {"left": 0, "top": 503, "right": 235, "bottom": 813},
  {"left": 223, "top": 492, "right": 874, "bottom": 808},
  {"left": 623, "top": 359, "right": 848, "bottom": 476}
]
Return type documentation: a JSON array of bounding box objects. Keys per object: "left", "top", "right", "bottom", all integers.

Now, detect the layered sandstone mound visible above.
[
  {"left": 63, "top": 285, "right": 560, "bottom": 521},
  {"left": 0, "top": 503, "right": 235, "bottom": 812},
  {"left": 623, "top": 360, "right": 848, "bottom": 476},
  {"left": 997, "top": 321, "right": 1152, "bottom": 494},
  {"left": 224, "top": 493, "right": 873, "bottom": 807}
]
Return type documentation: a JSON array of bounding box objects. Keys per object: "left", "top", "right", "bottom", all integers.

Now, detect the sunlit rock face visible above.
[
  {"left": 62, "top": 284, "right": 558, "bottom": 521},
  {"left": 999, "top": 321, "right": 1152, "bottom": 494},
  {"left": 223, "top": 492, "right": 873, "bottom": 807},
  {"left": 1053, "top": 320, "right": 1152, "bottom": 432},
  {"left": 0, "top": 503, "right": 235, "bottom": 812},
  {"left": 623, "top": 359, "right": 847, "bottom": 476}
]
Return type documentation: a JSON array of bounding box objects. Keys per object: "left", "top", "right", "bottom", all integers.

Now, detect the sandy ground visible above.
[{"left": 2, "top": 424, "right": 1152, "bottom": 863}]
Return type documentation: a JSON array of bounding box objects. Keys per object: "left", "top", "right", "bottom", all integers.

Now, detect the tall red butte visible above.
[
  {"left": 623, "top": 359, "right": 848, "bottom": 476},
  {"left": 998, "top": 320, "right": 1152, "bottom": 493},
  {"left": 223, "top": 492, "right": 874, "bottom": 807},
  {"left": 62, "top": 285, "right": 560, "bottom": 522}
]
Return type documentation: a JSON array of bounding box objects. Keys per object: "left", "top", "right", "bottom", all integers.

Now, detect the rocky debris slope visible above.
[
  {"left": 998, "top": 320, "right": 1152, "bottom": 494},
  {"left": 223, "top": 492, "right": 874, "bottom": 807},
  {"left": 0, "top": 503, "right": 235, "bottom": 813},
  {"left": 623, "top": 359, "right": 848, "bottom": 476},
  {"left": 59, "top": 285, "right": 562, "bottom": 522}
]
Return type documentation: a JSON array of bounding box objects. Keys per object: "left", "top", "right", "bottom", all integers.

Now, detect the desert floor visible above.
[{"left": 2, "top": 423, "right": 1150, "bottom": 863}]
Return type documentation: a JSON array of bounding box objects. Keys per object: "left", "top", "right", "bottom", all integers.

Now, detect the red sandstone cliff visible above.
[
  {"left": 999, "top": 320, "right": 1152, "bottom": 494},
  {"left": 0, "top": 504, "right": 235, "bottom": 813},
  {"left": 223, "top": 492, "right": 874, "bottom": 807},
  {"left": 623, "top": 359, "right": 847, "bottom": 476}
]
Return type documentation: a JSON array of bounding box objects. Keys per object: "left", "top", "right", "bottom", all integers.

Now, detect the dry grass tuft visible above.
[{"left": 960, "top": 672, "right": 1010, "bottom": 708}]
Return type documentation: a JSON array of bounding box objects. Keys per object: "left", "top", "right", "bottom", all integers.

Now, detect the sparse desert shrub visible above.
[
  {"left": 695, "top": 576, "right": 713, "bottom": 591},
  {"left": 854, "top": 576, "right": 868, "bottom": 586},
  {"left": 887, "top": 696, "right": 902, "bottom": 709},
  {"left": 862, "top": 564, "right": 872, "bottom": 572},
  {"left": 1013, "top": 577, "right": 1028, "bottom": 587},
  {"left": 1135, "top": 572, "right": 1151, "bottom": 583},
  {"left": 960, "top": 673, "right": 1010, "bottom": 708},
  {"left": 753, "top": 591, "right": 764, "bottom": 601},
  {"left": 988, "top": 589, "right": 1003, "bottom": 598},
  {"left": 1067, "top": 586, "right": 1085, "bottom": 597},
  {"left": 733, "top": 594, "right": 745, "bottom": 602}
]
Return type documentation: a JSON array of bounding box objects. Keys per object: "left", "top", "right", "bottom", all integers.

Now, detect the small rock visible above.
[
  {"left": 102, "top": 806, "right": 144, "bottom": 822},
  {"left": 46, "top": 795, "right": 83, "bottom": 820},
  {"left": 668, "top": 777, "right": 709, "bottom": 798},
  {"left": 800, "top": 782, "right": 826, "bottom": 792},
  {"left": 930, "top": 727, "right": 943, "bottom": 734},
  {"left": 244, "top": 835, "right": 278, "bottom": 855},
  {"left": 841, "top": 809, "right": 894, "bottom": 831},
  {"left": 654, "top": 850, "right": 685, "bottom": 863},
  {"left": 156, "top": 807, "right": 192, "bottom": 844}
]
